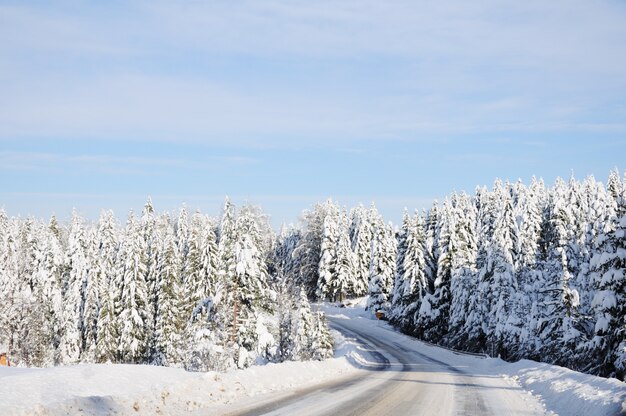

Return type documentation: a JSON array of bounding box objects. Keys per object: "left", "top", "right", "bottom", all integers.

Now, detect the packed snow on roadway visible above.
[{"left": 1, "top": 300, "right": 624, "bottom": 416}]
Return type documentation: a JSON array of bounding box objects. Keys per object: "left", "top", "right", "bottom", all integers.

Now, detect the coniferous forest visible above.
[{"left": 1, "top": 169, "right": 625, "bottom": 381}]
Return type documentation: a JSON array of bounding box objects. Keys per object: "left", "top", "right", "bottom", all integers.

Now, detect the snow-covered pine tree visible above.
[
  {"left": 463, "top": 186, "right": 497, "bottom": 351},
  {"left": 34, "top": 217, "right": 65, "bottom": 366},
  {"left": 535, "top": 192, "right": 584, "bottom": 366},
  {"left": 332, "top": 210, "right": 354, "bottom": 302},
  {"left": 116, "top": 211, "right": 150, "bottom": 364},
  {"left": 290, "top": 205, "right": 325, "bottom": 298},
  {"left": 447, "top": 193, "right": 478, "bottom": 349},
  {"left": 291, "top": 288, "right": 315, "bottom": 360},
  {"left": 585, "top": 178, "right": 626, "bottom": 379},
  {"left": 176, "top": 204, "right": 190, "bottom": 284},
  {"left": 272, "top": 225, "right": 301, "bottom": 280},
  {"left": 95, "top": 210, "right": 120, "bottom": 363},
  {"left": 513, "top": 177, "right": 545, "bottom": 357},
  {"left": 310, "top": 311, "right": 333, "bottom": 360},
  {"left": 153, "top": 219, "right": 185, "bottom": 366},
  {"left": 218, "top": 197, "right": 237, "bottom": 284},
  {"left": 188, "top": 213, "right": 218, "bottom": 309},
  {"left": 140, "top": 198, "right": 159, "bottom": 357},
  {"left": 232, "top": 207, "right": 270, "bottom": 368},
  {"left": 348, "top": 205, "right": 373, "bottom": 297},
  {"left": 417, "top": 199, "right": 456, "bottom": 343},
  {"left": 607, "top": 168, "right": 622, "bottom": 201},
  {"left": 366, "top": 216, "right": 397, "bottom": 313},
  {"left": 8, "top": 219, "right": 47, "bottom": 366},
  {"left": 316, "top": 212, "right": 338, "bottom": 301},
  {"left": 423, "top": 201, "right": 441, "bottom": 291},
  {"left": 483, "top": 189, "right": 520, "bottom": 359},
  {"left": 81, "top": 226, "right": 100, "bottom": 363},
  {"left": 59, "top": 211, "right": 90, "bottom": 364},
  {"left": 184, "top": 284, "right": 235, "bottom": 372},
  {"left": 389, "top": 210, "right": 411, "bottom": 326}
]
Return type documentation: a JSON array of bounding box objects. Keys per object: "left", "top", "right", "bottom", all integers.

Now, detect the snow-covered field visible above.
[{"left": 1, "top": 301, "right": 624, "bottom": 416}]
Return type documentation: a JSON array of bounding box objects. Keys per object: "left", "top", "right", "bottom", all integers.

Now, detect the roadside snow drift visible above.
[{"left": 0, "top": 328, "right": 367, "bottom": 416}]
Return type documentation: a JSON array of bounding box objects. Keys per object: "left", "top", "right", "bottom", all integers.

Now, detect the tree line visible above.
[
  {"left": 1, "top": 169, "right": 624, "bottom": 380},
  {"left": 0, "top": 199, "right": 332, "bottom": 371},
  {"left": 276, "top": 169, "right": 625, "bottom": 380}
]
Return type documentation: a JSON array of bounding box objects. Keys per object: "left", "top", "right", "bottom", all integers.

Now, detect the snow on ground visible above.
[
  {"left": 0, "top": 324, "right": 369, "bottom": 416},
  {"left": 1, "top": 298, "right": 624, "bottom": 416},
  {"left": 322, "top": 301, "right": 626, "bottom": 416}
]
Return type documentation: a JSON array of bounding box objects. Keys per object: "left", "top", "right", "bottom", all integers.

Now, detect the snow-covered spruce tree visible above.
[
  {"left": 276, "top": 280, "right": 297, "bottom": 362},
  {"left": 310, "top": 311, "right": 334, "bottom": 360},
  {"left": 176, "top": 204, "right": 190, "bottom": 284},
  {"left": 287, "top": 200, "right": 340, "bottom": 299},
  {"left": 513, "top": 177, "right": 545, "bottom": 357},
  {"left": 290, "top": 205, "right": 325, "bottom": 298},
  {"left": 232, "top": 208, "right": 271, "bottom": 368},
  {"left": 575, "top": 176, "right": 613, "bottom": 335},
  {"left": 140, "top": 198, "right": 159, "bottom": 358},
  {"left": 184, "top": 284, "right": 235, "bottom": 372},
  {"left": 153, "top": 219, "right": 185, "bottom": 366},
  {"left": 273, "top": 276, "right": 329, "bottom": 363},
  {"left": 272, "top": 225, "right": 301, "bottom": 281},
  {"left": 366, "top": 216, "right": 397, "bottom": 313},
  {"left": 349, "top": 205, "right": 373, "bottom": 297},
  {"left": 6, "top": 219, "right": 47, "bottom": 366},
  {"left": 390, "top": 211, "right": 429, "bottom": 333},
  {"left": 332, "top": 210, "right": 354, "bottom": 302},
  {"left": 218, "top": 197, "right": 237, "bottom": 286},
  {"left": 462, "top": 186, "right": 497, "bottom": 351},
  {"left": 59, "top": 211, "right": 90, "bottom": 364},
  {"left": 534, "top": 194, "right": 584, "bottom": 367},
  {"left": 116, "top": 211, "right": 151, "bottom": 364},
  {"left": 316, "top": 212, "right": 338, "bottom": 301},
  {"left": 186, "top": 212, "right": 218, "bottom": 313},
  {"left": 81, "top": 226, "right": 101, "bottom": 363},
  {"left": 447, "top": 193, "right": 478, "bottom": 350},
  {"left": 34, "top": 218, "right": 65, "bottom": 366},
  {"left": 585, "top": 180, "right": 626, "bottom": 379},
  {"left": 290, "top": 288, "right": 315, "bottom": 360},
  {"left": 607, "top": 168, "right": 622, "bottom": 201},
  {"left": 482, "top": 189, "right": 520, "bottom": 359},
  {"left": 389, "top": 210, "right": 410, "bottom": 326},
  {"left": 417, "top": 199, "right": 455, "bottom": 343},
  {"left": 423, "top": 201, "right": 441, "bottom": 291},
  {"left": 94, "top": 210, "right": 120, "bottom": 363}
]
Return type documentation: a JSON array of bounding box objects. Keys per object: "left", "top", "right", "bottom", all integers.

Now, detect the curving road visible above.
[{"left": 223, "top": 315, "right": 546, "bottom": 416}]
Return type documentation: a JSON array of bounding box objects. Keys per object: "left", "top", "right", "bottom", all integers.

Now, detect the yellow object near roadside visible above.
[{"left": 0, "top": 353, "right": 9, "bottom": 367}]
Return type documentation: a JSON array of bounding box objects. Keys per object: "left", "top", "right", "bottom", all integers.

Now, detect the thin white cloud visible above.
[
  {"left": 0, "top": 151, "right": 257, "bottom": 173},
  {"left": 1, "top": 1, "right": 625, "bottom": 145}
]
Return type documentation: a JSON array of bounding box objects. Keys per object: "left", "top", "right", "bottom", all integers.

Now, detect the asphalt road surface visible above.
[{"left": 221, "top": 316, "right": 545, "bottom": 416}]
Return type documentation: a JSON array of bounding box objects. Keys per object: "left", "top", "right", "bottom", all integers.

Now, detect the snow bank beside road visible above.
[
  {"left": 0, "top": 330, "right": 364, "bottom": 416},
  {"left": 504, "top": 360, "right": 626, "bottom": 416}
]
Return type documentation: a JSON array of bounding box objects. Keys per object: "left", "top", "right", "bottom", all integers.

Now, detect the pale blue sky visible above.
[{"left": 1, "top": 1, "right": 625, "bottom": 226}]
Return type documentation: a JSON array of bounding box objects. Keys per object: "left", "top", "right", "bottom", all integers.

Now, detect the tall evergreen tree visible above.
[
  {"left": 366, "top": 217, "right": 397, "bottom": 313},
  {"left": 332, "top": 211, "right": 354, "bottom": 301},
  {"left": 59, "top": 211, "right": 89, "bottom": 364},
  {"left": 154, "top": 222, "right": 185, "bottom": 366},
  {"left": 117, "top": 212, "right": 150, "bottom": 363},
  {"left": 349, "top": 205, "right": 373, "bottom": 297},
  {"left": 585, "top": 182, "right": 626, "bottom": 379},
  {"left": 316, "top": 213, "right": 338, "bottom": 301}
]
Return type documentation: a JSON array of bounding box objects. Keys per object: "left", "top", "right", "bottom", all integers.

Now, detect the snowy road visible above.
[{"left": 222, "top": 314, "right": 546, "bottom": 416}]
